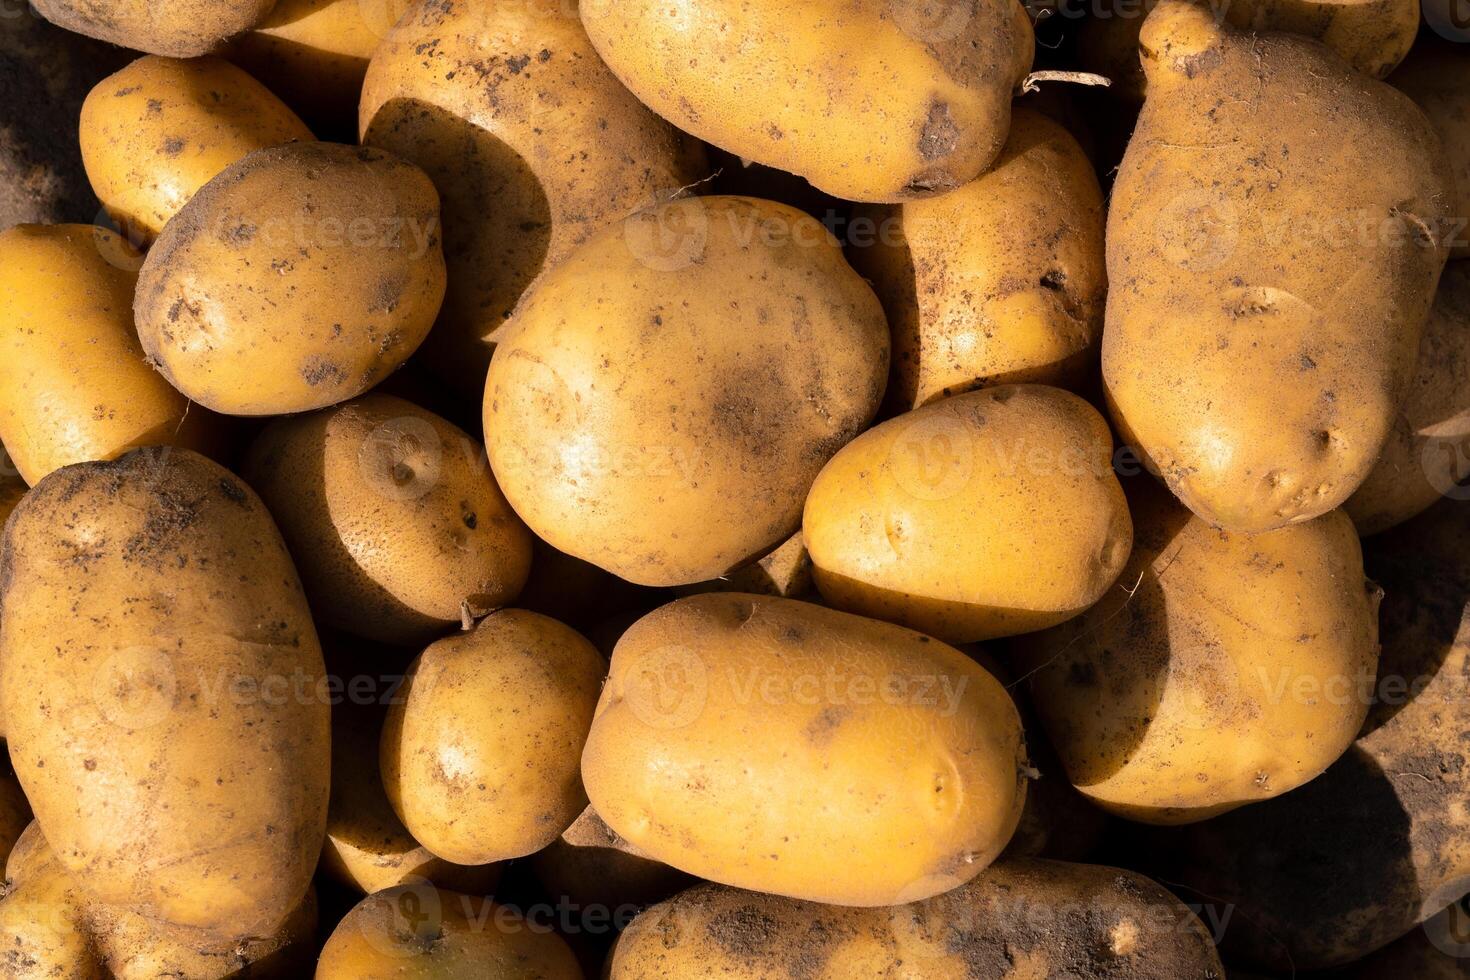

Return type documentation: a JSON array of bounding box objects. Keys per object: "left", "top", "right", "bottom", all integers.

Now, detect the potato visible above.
[
  {"left": 582, "top": 594, "right": 1028, "bottom": 906},
  {"left": 1344, "top": 903, "right": 1470, "bottom": 979},
  {"left": 134, "top": 141, "right": 445, "bottom": 415},
  {"left": 0, "top": 224, "right": 218, "bottom": 486},
  {"left": 610, "top": 860, "right": 1226, "bottom": 979},
  {"left": 804, "top": 385, "right": 1132, "bottom": 643},
  {"left": 0, "top": 448, "right": 329, "bottom": 940},
  {"left": 529, "top": 806, "right": 693, "bottom": 914},
  {"left": 1391, "top": 36, "right": 1470, "bottom": 259},
  {"left": 31, "top": 0, "right": 278, "bottom": 58},
  {"left": 581, "top": 0, "right": 1034, "bottom": 202},
  {"left": 359, "top": 0, "right": 706, "bottom": 397},
  {"left": 1346, "top": 261, "right": 1470, "bottom": 534},
  {"left": 316, "top": 884, "right": 582, "bottom": 979},
  {"left": 1013, "top": 479, "right": 1379, "bottom": 824},
  {"left": 80, "top": 55, "right": 312, "bottom": 244},
  {"left": 0, "top": 824, "right": 102, "bottom": 980},
  {"left": 486, "top": 196, "right": 889, "bottom": 587},
  {"left": 382, "top": 610, "right": 605, "bottom": 865},
  {"left": 244, "top": 393, "right": 532, "bottom": 644},
  {"left": 1103, "top": 0, "right": 1452, "bottom": 532},
  {"left": 850, "top": 109, "right": 1106, "bottom": 409}
]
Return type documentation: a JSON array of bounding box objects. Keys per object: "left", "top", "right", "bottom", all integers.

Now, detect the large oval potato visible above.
[
  {"left": 1391, "top": 36, "right": 1470, "bottom": 260},
  {"left": 31, "top": 0, "right": 279, "bottom": 58},
  {"left": 0, "top": 448, "right": 329, "bottom": 940},
  {"left": 582, "top": 594, "right": 1028, "bottom": 906},
  {"left": 80, "top": 55, "right": 312, "bottom": 244},
  {"left": 581, "top": 0, "right": 1034, "bottom": 202},
  {"left": 805, "top": 385, "right": 1132, "bottom": 643},
  {"left": 382, "top": 610, "right": 605, "bottom": 866},
  {"left": 1014, "top": 479, "right": 1380, "bottom": 824},
  {"left": 360, "top": 0, "right": 706, "bottom": 396},
  {"left": 851, "top": 109, "right": 1106, "bottom": 409},
  {"left": 610, "top": 861, "right": 1225, "bottom": 979},
  {"left": 245, "top": 393, "right": 532, "bottom": 644},
  {"left": 0, "top": 224, "right": 217, "bottom": 486},
  {"left": 134, "top": 142, "right": 446, "bottom": 415},
  {"left": 486, "top": 196, "right": 889, "bottom": 587},
  {"left": 1104, "top": 0, "right": 1451, "bottom": 532}
]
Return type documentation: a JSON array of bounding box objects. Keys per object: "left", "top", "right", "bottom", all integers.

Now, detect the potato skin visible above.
[
  {"left": 610, "top": 861, "right": 1225, "bottom": 979},
  {"left": 851, "top": 109, "right": 1106, "bottom": 409},
  {"left": 0, "top": 824, "right": 104, "bottom": 979},
  {"left": 582, "top": 594, "right": 1028, "bottom": 906},
  {"left": 360, "top": 0, "right": 707, "bottom": 397},
  {"left": 245, "top": 393, "right": 532, "bottom": 644},
  {"left": 32, "top": 0, "right": 279, "bottom": 58},
  {"left": 805, "top": 385, "right": 1132, "bottom": 643},
  {"left": 80, "top": 55, "right": 312, "bottom": 244},
  {"left": 382, "top": 610, "right": 605, "bottom": 866},
  {"left": 581, "top": 0, "right": 1034, "bottom": 202},
  {"left": 0, "top": 449, "right": 329, "bottom": 940},
  {"left": 0, "top": 224, "right": 217, "bottom": 485},
  {"left": 134, "top": 142, "right": 446, "bottom": 415},
  {"left": 486, "top": 196, "right": 889, "bottom": 587},
  {"left": 316, "top": 884, "right": 583, "bottom": 979},
  {"left": 1104, "top": 1, "right": 1451, "bottom": 532},
  {"left": 1391, "top": 37, "right": 1470, "bottom": 260}
]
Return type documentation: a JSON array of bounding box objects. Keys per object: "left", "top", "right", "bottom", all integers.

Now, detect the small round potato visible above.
[
  {"left": 80, "top": 56, "right": 312, "bottom": 244},
  {"left": 134, "top": 142, "right": 446, "bottom": 415},
  {"left": 804, "top": 385, "right": 1133, "bottom": 643},
  {"left": 382, "top": 610, "right": 606, "bottom": 866},
  {"left": 582, "top": 594, "right": 1028, "bottom": 907},
  {"left": 486, "top": 196, "right": 889, "bottom": 587},
  {"left": 245, "top": 393, "right": 532, "bottom": 644},
  {"left": 0, "top": 224, "right": 217, "bottom": 486},
  {"left": 1013, "top": 480, "right": 1381, "bottom": 824},
  {"left": 32, "top": 0, "right": 279, "bottom": 58}
]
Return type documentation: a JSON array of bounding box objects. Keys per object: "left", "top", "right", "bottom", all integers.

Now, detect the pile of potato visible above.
[{"left": 0, "top": 0, "right": 1467, "bottom": 977}]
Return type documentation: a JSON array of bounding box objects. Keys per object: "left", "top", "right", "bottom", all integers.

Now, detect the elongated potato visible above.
[
  {"left": 487, "top": 196, "right": 888, "bottom": 587},
  {"left": 581, "top": 0, "right": 1034, "bottom": 202},
  {"left": 1391, "top": 36, "right": 1470, "bottom": 260},
  {"left": 360, "top": 0, "right": 706, "bottom": 396},
  {"left": 134, "top": 142, "right": 445, "bottom": 415},
  {"left": 582, "top": 594, "right": 1028, "bottom": 906},
  {"left": 851, "top": 109, "right": 1105, "bottom": 408},
  {"left": 31, "top": 0, "right": 279, "bottom": 58},
  {"left": 0, "top": 449, "right": 329, "bottom": 940},
  {"left": 610, "top": 861, "right": 1225, "bottom": 979},
  {"left": 80, "top": 56, "right": 312, "bottom": 244},
  {"left": 805, "top": 385, "right": 1132, "bottom": 643},
  {"left": 0, "top": 224, "right": 217, "bottom": 486},
  {"left": 1104, "top": 0, "right": 1452, "bottom": 532}
]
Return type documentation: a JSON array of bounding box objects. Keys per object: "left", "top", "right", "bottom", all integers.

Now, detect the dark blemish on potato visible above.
[
  {"left": 224, "top": 222, "right": 257, "bottom": 246},
  {"left": 704, "top": 906, "right": 778, "bottom": 958},
  {"left": 461, "top": 502, "right": 477, "bottom": 530},
  {"left": 538, "top": 49, "right": 552, "bottom": 62},
  {"left": 1179, "top": 47, "right": 1224, "bottom": 79},
  {"left": 506, "top": 54, "right": 531, "bottom": 74},
  {"left": 1299, "top": 353, "right": 1317, "bottom": 370},
  {"left": 369, "top": 272, "right": 408, "bottom": 314},
  {"left": 1040, "top": 270, "right": 1067, "bottom": 291},
  {"left": 768, "top": 124, "right": 784, "bottom": 140},
  {"left": 217, "top": 479, "right": 248, "bottom": 507},
  {"left": 805, "top": 706, "right": 849, "bottom": 745},
  {"left": 904, "top": 169, "right": 959, "bottom": 197},
  {"left": 161, "top": 137, "right": 186, "bottom": 156},
  {"left": 145, "top": 98, "right": 163, "bottom": 116},
  {"left": 917, "top": 102, "right": 959, "bottom": 161},
  {"left": 301, "top": 358, "right": 347, "bottom": 388}
]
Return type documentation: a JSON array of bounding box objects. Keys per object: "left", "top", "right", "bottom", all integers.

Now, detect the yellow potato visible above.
[
  {"left": 1104, "top": 0, "right": 1452, "bottom": 532},
  {"left": 804, "top": 385, "right": 1133, "bottom": 643},
  {"left": 1391, "top": 36, "right": 1470, "bottom": 260},
  {"left": 0, "top": 824, "right": 102, "bottom": 980},
  {"left": 851, "top": 109, "right": 1106, "bottom": 409},
  {"left": 245, "top": 393, "right": 532, "bottom": 644},
  {"left": 486, "top": 196, "right": 889, "bottom": 587},
  {"left": 360, "top": 0, "right": 706, "bottom": 396},
  {"left": 0, "top": 224, "right": 217, "bottom": 485},
  {"left": 134, "top": 142, "right": 446, "bottom": 415},
  {"left": 581, "top": 0, "right": 1034, "bottom": 202},
  {"left": 32, "top": 0, "right": 279, "bottom": 58},
  {"left": 582, "top": 594, "right": 1028, "bottom": 906},
  {"left": 1013, "top": 479, "right": 1380, "bottom": 824},
  {"left": 382, "top": 610, "right": 605, "bottom": 865},
  {"left": 80, "top": 55, "right": 312, "bottom": 244},
  {"left": 0, "top": 449, "right": 329, "bottom": 940}
]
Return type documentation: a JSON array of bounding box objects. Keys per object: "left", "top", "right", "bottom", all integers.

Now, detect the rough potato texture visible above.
[
  {"left": 1391, "top": 37, "right": 1470, "bottom": 260},
  {"left": 609, "top": 861, "right": 1225, "bottom": 979},
  {"left": 1104, "top": 0, "right": 1452, "bottom": 532},
  {"left": 581, "top": 0, "right": 1034, "bottom": 202},
  {"left": 244, "top": 393, "right": 532, "bottom": 644},
  {"left": 0, "top": 449, "right": 330, "bottom": 941},
  {"left": 851, "top": 109, "right": 1106, "bottom": 409},
  {"left": 80, "top": 55, "right": 312, "bottom": 244},
  {"left": 804, "top": 385, "right": 1132, "bottom": 643},
  {"left": 360, "top": 0, "right": 707, "bottom": 397},
  {"left": 582, "top": 594, "right": 1028, "bottom": 907},
  {"left": 31, "top": 0, "right": 279, "bottom": 58},
  {"left": 1014, "top": 479, "right": 1379, "bottom": 824},
  {"left": 0, "top": 824, "right": 103, "bottom": 978},
  {"left": 1154, "top": 497, "right": 1470, "bottom": 969},
  {"left": 134, "top": 142, "right": 446, "bottom": 415}
]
